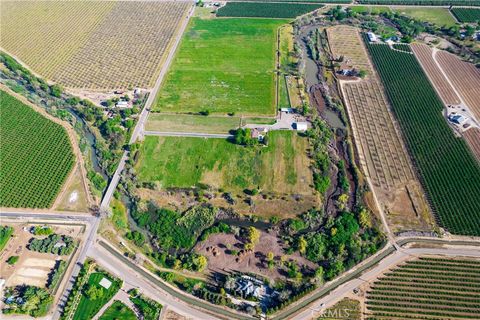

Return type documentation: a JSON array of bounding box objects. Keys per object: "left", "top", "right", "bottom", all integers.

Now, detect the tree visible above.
[
  {"left": 298, "top": 236, "right": 307, "bottom": 254},
  {"left": 50, "top": 84, "right": 63, "bottom": 97},
  {"left": 194, "top": 255, "right": 208, "bottom": 272},
  {"left": 6, "top": 255, "right": 19, "bottom": 265},
  {"left": 359, "top": 208, "right": 372, "bottom": 228},
  {"left": 85, "top": 285, "right": 104, "bottom": 300}
]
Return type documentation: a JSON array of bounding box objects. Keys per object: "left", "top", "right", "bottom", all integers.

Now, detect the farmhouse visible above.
[
  {"left": 367, "top": 32, "right": 378, "bottom": 43},
  {"left": 449, "top": 114, "right": 468, "bottom": 125},
  {"left": 251, "top": 127, "right": 268, "bottom": 141},
  {"left": 234, "top": 276, "right": 265, "bottom": 299}
]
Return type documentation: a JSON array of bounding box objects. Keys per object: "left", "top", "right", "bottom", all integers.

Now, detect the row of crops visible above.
[
  {"left": 0, "top": 91, "right": 75, "bottom": 208},
  {"left": 363, "top": 39, "right": 480, "bottom": 236},
  {"left": 216, "top": 2, "right": 324, "bottom": 18},
  {"left": 451, "top": 8, "right": 480, "bottom": 23},
  {"left": 358, "top": 0, "right": 480, "bottom": 5},
  {"left": 366, "top": 256, "right": 480, "bottom": 319}
]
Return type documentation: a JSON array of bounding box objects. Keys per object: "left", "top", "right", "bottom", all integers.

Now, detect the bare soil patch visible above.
[{"left": 194, "top": 230, "right": 316, "bottom": 280}]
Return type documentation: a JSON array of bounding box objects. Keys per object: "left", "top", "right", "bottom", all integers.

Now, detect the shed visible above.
[
  {"left": 367, "top": 32, "right": 378, "bottom": 42},
  {"left": 295, "top": 122, "right": 308, "bottom": 131}
]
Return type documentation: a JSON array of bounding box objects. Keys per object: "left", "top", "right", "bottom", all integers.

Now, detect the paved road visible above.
[
  {"left": 99, "top": 3, "right": 195, "bottom": 211},
  {"left": 144, "top": 130, "right": 233, "bottom": 139},
  {"left": 88, "top": 243, "right": 224, "bottom": 320},
  {"left": 280, "top": 244, "right": 480, "bottom": 320}
]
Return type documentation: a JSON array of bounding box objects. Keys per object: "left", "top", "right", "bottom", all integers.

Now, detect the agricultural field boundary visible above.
[{"left": 0, "top": 84, "right": 92, "bottom": 210}]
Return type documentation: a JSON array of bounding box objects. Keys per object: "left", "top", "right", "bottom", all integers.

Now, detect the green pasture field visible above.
[
  {"left": 136, "top": 131, "right": 313, "bottom": 194},
  {"left": 72, "top": 272, "right": 121, "bottom": 320},
  {"left": 154, "top": 17, "right": 288, "bottom": 116},
  {"left": 145, "top": 113, "right": 241, "bottom": 133},
  {"left": 394, "top": 7, "right": 457, "bottom": 26},
  {"left": 0, "top": 90, "right": 75, "bottom": 208},
  {"left": 99, "top": 301, "right": 136, "bottom": 320}
]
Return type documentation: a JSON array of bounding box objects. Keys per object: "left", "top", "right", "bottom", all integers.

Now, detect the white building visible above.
[
  {"left": 295, "top": 122, "right": 308, "bottom": 131},
  {"left": 367, "top": 32, "right": 378, "bottom": 43}
]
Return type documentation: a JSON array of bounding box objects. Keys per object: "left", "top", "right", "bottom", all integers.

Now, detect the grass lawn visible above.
[
  {"left": 145, "top": 113, "right": 241, "bottom": 133},
  {"left": 136, "top": 131, "right": 313, "bottom": 194},
  {"left": 99, "top": 301, "right": 136, "bottom": 320},
  {"left": 395, "top": 7, "right": 456, "bottom": 27},
  {"left": 154, "top": 17, "right": 288, "bottom": 116},
  {"left": 109, "top": 199, "right": 128, "bottom": 231},
  {"left": 72, "top": 272, "right": 121, "bottom": 320}
]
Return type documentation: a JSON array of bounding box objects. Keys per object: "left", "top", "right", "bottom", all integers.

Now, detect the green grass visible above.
[
  {"left": 110, "top": 199, "right": 128, "bottom": 230},
  {"left": 216, "top": 2, "right": 323, "bottom": 18},
  {"left": 394, "top": 7, "right": 457, "bottom": 27},
  {"left": 350, "top": 5, "right": 391, "bottom": 14},
  {"left": 98, "top": 301, "right": 136, "bottom": 320},
  {"left": 145, "top": 113, "right": 241, "bottom": 133},
  {"left": 72, "top": 272, "right": 121, "bottom": 320},
  {"left": 154, "top": 18, "right": 287, "bottom": 116},
  {"left": 323, "top": 298, "right": 361, "bottom": 319},
  {"left": 136, "top": 131, "right": 312, "bottom": 193},
  {"left": 0, "top": 90, "right": 75, "bottom": 208},
  {"left": 0, "top": 226, "right": 14, "bottom": 252}
]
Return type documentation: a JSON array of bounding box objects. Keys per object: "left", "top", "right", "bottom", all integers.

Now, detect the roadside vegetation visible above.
[
  {"left": 357, "top": 0, "right": 480, "bottom": 5},
  {"left": 217, "top": 2, "right": 323, "bottom": 18},
  {"left": 128, "top": 289, "right": 163, "bottom": 320},
  {"left": 0, "top": 225, "right": 14, "bottom": 252},
  {"left": 0, "top": 90, "right": 75, "bottom": 208}
]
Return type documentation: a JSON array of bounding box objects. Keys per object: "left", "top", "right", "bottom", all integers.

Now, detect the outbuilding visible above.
[{"left": 295, "top": 122, "right": 308, "bottom": 131}]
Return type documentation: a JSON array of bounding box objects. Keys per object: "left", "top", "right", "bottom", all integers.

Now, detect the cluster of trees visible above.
[
  {"left": 243, "top": 226, "right": 261, "bottom": 250},
  {"left": 307, "top": 117, "right": 332, "bottom": 194},
  {"left": 32, "top": 226, "right": 53, "bottom": 236},
  {"left": 6, "top": 255, "right": 19, "bottom": 265},
  {"left": 2, "top": 285, "right": 53, "bottom": 317},
  {"left": 28, "top": 234, "right": 75, "bottom": 255},
  {"left": 61, "top": 260, "right": 92, "bottom": 318},
  {"left": 129, "top": 290, "right": 163, "bottom": 320},
  {"left": 0, "top": 225, "right": 13, "bottom": 251},
  {"left": 125, "top": 230, "right": 146, "bottom": 246},
  {"left": 132, "top": 204, "right": 217, "bottom": 251},
  {"left": 233, "top": 128, "right": 264, "bottom": 146},
  {"left": 46, "top": 260, "right": 67, "bottom": 290}
]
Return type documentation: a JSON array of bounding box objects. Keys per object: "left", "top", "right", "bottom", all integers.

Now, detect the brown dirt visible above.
[
  {"left": 164, "top": 310, "right": 192, "bottom": 320},
  {"left": 436, "top": 50, "right": 480, "bottom": 120},
  {"left": 137, "top": 188, "right": 320, "bottom": 220},
  {"left": 194, "top": 230, "right": 316, "bottom": 281},
  {"left": 463, "top": 128, "right": 480, "bottom": 163},
  {"left": 0, "top": 222, "right": 84, "bottom": 297},
  {"left": 411, "top": 43, "right": 461, "bottom": 105}
]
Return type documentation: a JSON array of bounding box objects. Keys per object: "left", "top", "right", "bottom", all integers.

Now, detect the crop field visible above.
[
  {"left": 0, "top": 90, "right": 75, "bottom": 208},
  {"left": 411, "top": 44, "right": 461, "bottom": 105},
  {"left": 366, "top": 256, "right": 480, "bottom": 319},
  {"left": 145, "top": 114, "right": 241, "bottom": 134},
  {"left": 154, "top": 18, "right": 287, "bottom": 115},
  {"left": 394, "top": 7, "right": 456, "bottom": 26},
  {"left": 451, "top": 8, "right": 480, "bottom": 22},
  {"left": 330, "top": 27, "right": 430, "bottom": 231},
  {"left": 73, "top": 272, "right": 121, "bottom": 320},
  {"left": 327, "top": 26, "right": 372, "bottom": 73},
  {"left": 343, "top": 80, "right": 414, "bottom": 191},
  {"left": 463, "top": 128, "right": 480, "bottom": 163},
  {"left": 136, "top": 132, "right": 313, "bottom": 194},
  {"left": 365, "top": 40, "right": 480, "bottom": 236},
  {"left": 436, "top": 50, "right": 480, "bottom": 120},
  {"left": 358, "top": 0, "right": 480, "bottom": 5},
  {"left": 216, "top": 2, "right": 323, "bottom": 18},
  {"left": 0, "top": 1, "right": 190, "bottom": 90}
]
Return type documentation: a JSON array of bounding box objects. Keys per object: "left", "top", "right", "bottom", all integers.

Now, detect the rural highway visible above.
[
  {"left": 144, "top": 130, "right": 233, "bottom": 139},
  {"left": 100, "top": 2, "right": 195, "bottom": 211}
]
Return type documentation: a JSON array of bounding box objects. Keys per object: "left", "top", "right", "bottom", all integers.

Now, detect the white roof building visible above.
[
  {"left": 99, "top": 277, "right": 112, "bottom": 289},
  {"left": 367, "top": 32, "right": 378, "bottom": 42},
  {"left": 295, "top": 122, "right": 308, "bottom": 131}
]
